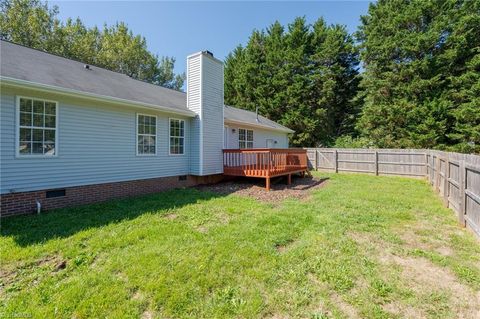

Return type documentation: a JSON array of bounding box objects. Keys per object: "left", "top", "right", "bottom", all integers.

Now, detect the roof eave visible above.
[
  {"left": 224, "top": 118, "right": 295, "bottom": 133},
  {"left": 0, "top": 76, "right": 196, "bottom": 117}
]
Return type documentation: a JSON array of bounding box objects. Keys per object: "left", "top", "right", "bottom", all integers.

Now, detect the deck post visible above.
[
  {"left": 266, "top": 177, "right": 271, "bottom": 191},
  {"left": 287, "top": 174, "right": 292, "bottom": 185}
]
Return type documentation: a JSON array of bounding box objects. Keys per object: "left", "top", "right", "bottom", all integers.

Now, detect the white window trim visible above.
[
  {"left": 136, "top": 113, "right": 157, "bottom": 156},
  {"left": 15, "top": 95, "right": 59, "bottom": 158},
  {"left": 169, "top": 118, "right": 185, "bottom": 156},
  {"left": 238, "top": 128, "right": 254, "bottom": 149}
]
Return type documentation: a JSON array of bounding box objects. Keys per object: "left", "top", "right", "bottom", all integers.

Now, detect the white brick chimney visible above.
[{"left": 187, "top": 51, "right": 224, "bottom": 176}]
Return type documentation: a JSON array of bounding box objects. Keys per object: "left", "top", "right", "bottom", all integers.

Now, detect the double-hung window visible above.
[
  {"left": 239, "top": 128, "right": 253, "bottom": 149},
  {"left": 137, "top": 114, "right": 157, "bottom": 155},
  {"left": 169, "top": 119, "right": 185, "bottom": 155},
  {"left": 18, "top": 97, "right": 57, "bottom": 156}
]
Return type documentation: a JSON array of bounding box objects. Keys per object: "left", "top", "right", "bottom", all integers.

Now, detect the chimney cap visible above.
[{"left": 203, "top": 50, "right": 214, "bottom": 57}]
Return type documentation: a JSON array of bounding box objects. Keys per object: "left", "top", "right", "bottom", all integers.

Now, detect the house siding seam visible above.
[{"left": 0, "top": 174, "right": 224, "bottom": 217}]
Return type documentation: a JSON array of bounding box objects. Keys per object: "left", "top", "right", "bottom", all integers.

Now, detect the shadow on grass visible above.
[
  {"left": 1, "top": 187, "right": 223, "bottom": 247},
  {"left": 195, "top": 175, "right": 329, "bottom": 195}
]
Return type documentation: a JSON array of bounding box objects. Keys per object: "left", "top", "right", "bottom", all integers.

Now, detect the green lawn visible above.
[{"left": 1, "top": 173, "right": 479, "bottom": 319}]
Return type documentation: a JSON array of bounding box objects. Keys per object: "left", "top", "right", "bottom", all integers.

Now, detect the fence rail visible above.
[{"left": 306, "top": 148, "right": 480, "bottom": 238}]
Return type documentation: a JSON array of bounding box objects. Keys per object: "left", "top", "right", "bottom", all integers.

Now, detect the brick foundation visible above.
[{"left": 0, "top": 174, "right": 224, "bottom": 217}]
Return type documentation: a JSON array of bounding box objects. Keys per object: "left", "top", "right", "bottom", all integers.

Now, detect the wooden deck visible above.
[{"left": 223, "top": 148, "right": 308, "bottom": 190}]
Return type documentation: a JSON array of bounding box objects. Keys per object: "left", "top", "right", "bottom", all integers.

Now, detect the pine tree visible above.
[
  {"left": 224, "top": 17, "right": 360, "bottom": 147},
  {"left": 356, "top": 0, "right": 480, "bottom": 152}
]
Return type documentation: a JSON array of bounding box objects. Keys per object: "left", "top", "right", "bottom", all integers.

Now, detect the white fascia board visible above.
[
  {"left": 0, "top": 76, "right": 196, "bottom": 117},
  {"left": 224, "top": 119, "right": 295, "bottom": 134}
]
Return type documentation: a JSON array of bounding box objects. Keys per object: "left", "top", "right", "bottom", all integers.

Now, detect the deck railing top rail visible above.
[{"left": 223, "top": 148, "right": 307, "bottom": 153}]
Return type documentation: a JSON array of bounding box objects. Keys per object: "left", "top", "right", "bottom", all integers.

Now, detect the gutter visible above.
[
  {"left": 0, "top": 76, "right": 196, "bottom": 117},
  {"left": 224, "top": 119, "right": 295, "bottom": 134}
]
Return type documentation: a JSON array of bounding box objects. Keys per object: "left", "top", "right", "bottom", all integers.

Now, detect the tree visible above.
[
  {"left": 0, "top": 0, "right": 184, "bottom": 90},
  {"left": 224, "top": 17, "right": 360, "bottom": 146},
  {"left": 356, "top": 0, "right": 480, "bottom": 152}
]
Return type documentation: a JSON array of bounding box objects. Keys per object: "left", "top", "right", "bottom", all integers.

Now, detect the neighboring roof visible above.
[
  {"left": 224, "top": 105, "right": 294, "bottom": 133},
  {"left": 1, "top": 40, "right": 293, "bottom": 132}
]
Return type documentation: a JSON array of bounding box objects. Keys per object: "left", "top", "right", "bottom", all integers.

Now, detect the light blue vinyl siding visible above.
[
  {"left": 189, "top": 117, "right": 201, "bottom": 175},
  {"left": 201, "top": 56, "right": 224, "bottom": 175},
  {"left": 187, "top": 55, "right": 201, "bottom": 175},
  {"left": 224, "top": 124, "right": 289, "bottom": 149},
  {"left": 0, "top": 87, "right": 191, "bottom": 194}
]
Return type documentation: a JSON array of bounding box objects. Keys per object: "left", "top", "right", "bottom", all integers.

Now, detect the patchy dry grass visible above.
[{"left": 1, "top": 173, "right": 479, "bottom": 318}]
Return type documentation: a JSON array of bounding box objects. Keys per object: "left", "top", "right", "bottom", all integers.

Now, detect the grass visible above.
[{"left": 1, "top": 173, "right": 479, "bottom": 318}]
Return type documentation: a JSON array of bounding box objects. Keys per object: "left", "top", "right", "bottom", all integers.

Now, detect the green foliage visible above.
[
  {"left": 2, "top": 173, "right": 479, "bottom": 317},
  {"left": 224, "top": 17, "right": 360, "bottom": 147},
  {"left": 356, "top": 0, "right": 480, "bottom": 153},
  {"left": 334, "top": 135, "right": 374, "bottom": 148},
  {"left": 0, "top": 0, "right": 184, "bottom": 90}
]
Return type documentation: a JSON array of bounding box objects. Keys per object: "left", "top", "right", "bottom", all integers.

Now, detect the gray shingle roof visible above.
[
  {"left": 224, "top": 105, "right": 294, "bottom": 133},
  {"left": 1, "top": 40, "right": 293, "bottom": 132}
]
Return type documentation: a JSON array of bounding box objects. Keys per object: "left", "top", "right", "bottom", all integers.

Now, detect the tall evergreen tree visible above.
[
  {"left": 356, "top": 0, "right": 480, "bottom": 152},
  {"left": 224, "top": 17, "right": 360, "bottom": 146},
  {"left": 0, "top": 0, "right": 185, "bottom": 90}
]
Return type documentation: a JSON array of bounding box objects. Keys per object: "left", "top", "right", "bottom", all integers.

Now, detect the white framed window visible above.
[
  {"left": 17, "top": 96, "right": 58, "bottom": 157},
  {"left": 169, "top": 118, "right": 185, "bottom": 155},
  {"left": 137, "top": 114, "right": 157, "bottom": 156},
  {"left": 239, "top": 128, "right": 253, "bottom": 149}
]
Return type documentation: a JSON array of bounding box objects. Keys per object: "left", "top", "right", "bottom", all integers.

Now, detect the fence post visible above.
[
  {"left": 435, "top": 155, "right": 441, "bottom": 193},
  {"left": 443, "top": 155, "right": 450, "bottom": 207},
  {"left": 458, "top": 160, "right": 466, "bottom": 227},
  {"left": 334, "top": 150, "right": 338, "bottom": 173},
  {"left": 314, "top": 149, "right": 318, "bottom": 171},
  {"left": 425, "top": 152, "right": 429, "bottom": 180},
  {"left": 374, "top": 151, "right": 379, "bottom": 176}
]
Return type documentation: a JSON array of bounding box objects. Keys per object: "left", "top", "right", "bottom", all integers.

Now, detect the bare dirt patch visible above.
[
  {"left": 35, "top": 254, "right": 67, "bottom": 272},
  {"left": 131, "top": 289, "right": 144, "bottom": 301},
  {"left": 382, "top": 302, "right": 426, "bottom": 319},
  {"left": 141, "top": 310, "right": 154, "bottom": 319},
  {"left": 196, "top": 176, "right": 329, "bottom": 203},
  {"left": 164, "top": 213, "right": 178, "bottom": 220},
  {"left": 0, "top": 269, "right": 17, "bottom": 288},
  {"left": 196, "top": 225, "right": 208, "bottom": 233},
  {"left": 309, "top": 274, "right": 360, "bottom": 319},
  {"left": 349, "top": 231, "right": 480, "bottom": 318},
  {"left": 398, "top": 226, "right": 455, "bottom": 257},
  {"left": 381, "top": 253, "right": 480, "bottom": 318},
  {"left": 275, "top": 238, "right": 296, "bottom": 253}
]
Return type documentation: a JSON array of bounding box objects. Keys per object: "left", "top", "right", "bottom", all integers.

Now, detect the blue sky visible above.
[{"left": 51, "top": 1, "right": 372, "bottom": 75}]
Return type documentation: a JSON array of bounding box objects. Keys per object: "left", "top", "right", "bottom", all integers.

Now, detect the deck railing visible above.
[{"left": 223, "top": 148, "right": 308, "bottom": 178}]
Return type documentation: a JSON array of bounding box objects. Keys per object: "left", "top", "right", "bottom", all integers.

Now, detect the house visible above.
[{"left": 0, "top": 40, "right": 305, "bottom": 216}]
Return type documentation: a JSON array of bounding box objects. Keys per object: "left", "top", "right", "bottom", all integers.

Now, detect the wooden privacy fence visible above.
[{"left": 306, "top": 148, "right": 480, "bottom": 238}]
